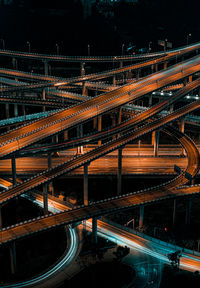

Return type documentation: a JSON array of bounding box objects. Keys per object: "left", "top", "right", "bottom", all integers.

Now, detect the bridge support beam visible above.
[
  {"left": 44, "top": 61, "right": 48, "bottom": 76},
  {"left": 172, "top": 199, "right": 177, "bottom": 226},
  {"left": 64, "top": 130, "right": 68, "bottom": 140},
  {"left": 43, "top": 183, "right": 48, "bottom": 215},
  {"left": 14, "top": 104, "right": 18, "bottom": 117},
  {"left": 92, "top": 217, "right": 98, "bottom": 245},
  {"left": 83, "top": 163, "right": 90, "bottom": 205},
  {"left": 179, "top": 118, "right": 185, "bottom": 133},
  {"left": 0, "top": 206, "right": 2, "bottom": 229},
  {"left": 185, "top": 198, "right": 192, "bottom": 225},
  {"left": 82, "top": 82, "right": 88, "bottom": 96},
  {"left": 98, "top": 115, "right": 102, "bottom": 145},
  {"left": 5, "top": 103, "right": 9, "bottom": 119},
  {"left": 9, "top": 241, "right": 17, "bottom": 274},
  {"left": 77, "top": 125, "right": 83, "bottom": 154},
  {"left": 48, "top": 153, "right": 54, "bottom": 195},
  {"left": 149, "top": 95, "right": 152, "bottom": 107},
  {"left": 117, "top": 148, "right": 123, "bottom": 195},
  {"left": 93, "top": 117, "right": 97, "bottom": 130},
  {"left": 81, "top": 62, "right": 85, "bottom": 76},
  {"left": 153, "top": 130, "right": 159, "bottom": 157},
  {"left": 163, "top": 61, "right": 167, "bottom": 70},
  {"left": 113, "top": 75, "right": 116, "bottom": 86},
  {"left": 12, "top": 57, "right": 17, "bottom": 70},
  {"left": 139, "top": 205, "right": 144, "bottom": 231},
  {"left": 42, "top": 88, "right": 46, "bottom": 112},
  {"left": 11, "top": 157, "right": 17, "bottom": 186}
]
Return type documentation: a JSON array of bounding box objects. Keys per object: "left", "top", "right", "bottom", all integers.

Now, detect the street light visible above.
[
  {"left": 56, "top": 43, "right": 59, "bottom": 55},
  {"left": 27, "top": 41, "right": 31, "bottom": 53}
]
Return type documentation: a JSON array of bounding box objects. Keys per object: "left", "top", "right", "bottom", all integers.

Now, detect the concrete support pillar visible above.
[
  {"left": 42, "top": 88, "right": 46, "bottom": 112},
  {"left": 149, "top": 95, "right": 152, "bottom": 107},
  {"left": 9, "top": 241, "right": 17, "bottom": 274},
  {"left": 185, "top": 198, "right": 192, "bottom": 225},
  {"left": 155, "top": 64, "right": 158, "bottom": 72},
  {"left": 118, "top": 107, "right": 122, "bottom": 138},
  {"left": 82, "top": 82, "right": 88, "bottom": 96},
  {"left": 179, "top": 118, "right": 185, "bottom": 133},
  {"left": 188, "top": 75, "right": 192, "bottom": 83},
  {"left": 48, "top": 153, "right": 54, "bottom": 195},
  {"left": 22, "top": 105, "right": 26, "bottom": 118},
  {"left": 14, "top": 104, "right": 18, "bottom": 117},
  {"left": 92, "top": 217, "right": 98, "bottom": 245},
  {"left": 153, "top": 130, "right": 160, "bottom": 157},
  {"left": 111, "top": 113, "right": 116, "bottom": 140},
  {"left": 113, "top": 75, "right": 116, "bottom": 86},
  {"left": 163, "top": 61, "right": 167, "bottom": 70},
  {"left": 172, "top": 199, "right": 177, "bottom": 226},
  {"left": 64, "top": 130, "right": 68, "bottom": 140},
  {"left": 77, "top": 125, "right": 83, "bottom": 154},
  {"left": 93, "top": 117, "right": 97, "bottom": 130},
  {"left": 11, "top": 157, "right": 17, "bottom": 186},
  {"left": 5, "top": 103, "right": 9, "bottom": 119},
  {"left": 139, "top": 205, "right": 144, "bottom": 231},
  {"left": 98, "top": 115, "right": 102, "bottom": 145},
  {"left": 44, "top": 61, "right": 48, "bottom": 76},
  {"left": 83, "top": 163, "right": 89, "bottom": 205},
  {"left": 12, "top": 57, "right": 17, "bottom": 70},
  {"left": 0, "top": 206, "right": 2, "bottom": 229},
  {"left": 170, "top": 104, "right": 174, "bottom": 113},
  {"left": 43, "top": 182, "right": 48, "bottom": 215},
  {"left": 117, "top": 148, "right": 123, "bottom": 195},
  {"left": 136, "top": 69, "right": 140, "bottom": 80},
  {"left": 81, "top": 62, "right": 85, "bottom": 76}
]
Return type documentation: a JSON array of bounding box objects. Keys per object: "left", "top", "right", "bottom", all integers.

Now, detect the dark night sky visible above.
[{"left": 0, "top": 0, "right": 199, "bottom": 55}]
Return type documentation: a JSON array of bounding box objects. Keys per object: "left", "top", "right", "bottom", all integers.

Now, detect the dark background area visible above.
[{"left": 0, "top": 0, "right": 199, "bottom": 55}]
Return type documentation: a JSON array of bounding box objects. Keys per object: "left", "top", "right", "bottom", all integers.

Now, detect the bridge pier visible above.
[
  {"left": 139, "top": 205, "right": 144, "bottom": 231},
  {"left": 93, "top": 117, "right": 97, "bottom": 130},
  {"left": 82, "top": 82, "right": 88, "bottom": 96},
  {"left": 149, "top": 95, "right": 152, "bottom": 107},
  {"left": 42, "top": 88, "right": 46, "bottom": 112},
  {"left": 11, "top": 156, "right": 17, "bottom": 186},
  {"left": 5, "top": 103, "right": 10, "bottom": 119},
  {"left": 136, "top": 69, "right": 140, "bottom": 80},
  {"left": 179, "top": 118, "right": 185, "bottom": 133},
  {"left": 185, "top": 198, "right": 192, "bottom": 225},
  {"left": 44, "top": 60, "right": 49, "bottom": 76},
  {"left": 163, "top": 61, "right": 168, "bottom": 70},
  {"left": 92, "top": 217, "right": 98, "bottom": 244},
  {"left": 77, "top": 124, "right": 83, "bottom": 154},
  {"left": 43, "top": 183, "right": 48, "bottom": 215},
  {"left": 188, "top": 75, "right": 193, "bottom": 83},
  {"left": 12, "top": 57, "right": 17, "bottom": 70},
  {"left": 117, "top": 147, "right": 123, "bottom": 195},
  {"left": 64, "top": 130, "right": 68, "bottom": 140},
  {"left": 14, "top": 104, "right": 18, "bottom": 117},
  {"left": 9, "top": 241, "right": 17, "bottom": 274},
  {"left": 152, "top": 130, "right": 159, "bottom": 157},
  {"left": 113, "top": 75, "right": 116, "bottom": 86},
  {"left": 48, "top": 153, "right": 54, "bottom": 195},
  {"left": 0, "top": 205, "right": 2, "bottom": 229},
  {"left": 80, "top": 62, "right": 85, "bottom": 76},
  {"left": 83, "top": 163, "right": 90, "bottom": 205},
  {"left": 98, "top": 115, "right": 102, "bottom": 145}
]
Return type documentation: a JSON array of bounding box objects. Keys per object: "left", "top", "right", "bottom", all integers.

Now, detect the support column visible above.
[
  {"left": 92, "top": 217, "right": 98, "bottom": 245},
  {"left": 118, "top": 107, "right": 122, "bottom": 138},
  {"left": 80, "top": 62, "right": 85, "bottom": 76},
  {"left": 117, "top": 148, "right": 123, "bottom": 195},
  {"left": 9, "top": 241, "right": 17, "bottom": 274},
  {"left": 155, "top": 64, "right": 158, "bottom": 72},
  {"left": 64, "top": 130, "right": 68, "bottom": 140},
  {"left": 172, "top": 199, "right": 177, "bottom": 226},
  {"left": 163, "top": 61, "right": 167, "bottom": 70},
  {"left": 139, "top": 205, "right": 144, "bottom": 231},
  {"left": 11, "top": 157, "right": 17, "bottom": 186},
  {"left": 0, "top": 205, "right": 2, "bottom": 229},
  {"left": 169, "top": 104, "right": 174, "bottom": 113},
  {"left": 185, "top": 198, "right": 192, "bottom": 225},
  {"left": 77, "top": 125, "right": 83, "bottom": 154},
  {"left": 22, "top": 105, "right": 26, "bottom": 118},
  {"left": 149, "top": 95, "right": 152, "bottom": 107},
  {"left": 5, "top": 103, "right": 9, "bottom": 119},
  {"left": 113, "top": 75, "right": 116, "bottom": 86},
  {"left": 43, "top": 183, "right": 48, "bottom": 215},
  {"left": 93, "top": 117, "right": 97, "bottom": 130},
  {"left": 14, "top": 104, "right": 18, "bottom": 117},
  {"left": 42, "top": 88, "right": 46, "bottom": 112},
  {"left": 48, "top": 153, "right": 54, "bottom": 195},
  {"left": 12, "top": 57, "right": 17, "bottom": 70},
  {"left": 98, "top": 115, "right": 102, "bottom": 145},
  {"left": 153, "top": 130, "right": 160, "bottom": 157},
  {"left": 82, "top": 82, "right": 88, "bottom": 96},
  {"left": 188, "top": 75, "right": 192, "bottom": 83},
  {"left": 83, "top": 163, "right": 89, "bottom": 205},
  {"left": 179, "top": 118, "right": 185, "bottom": 133},
  {"left": 44, "top": 61, "right": 48, "bottom": 76},
  {"left": 136, "top": 69, "right": 140, "bottom": 80}
]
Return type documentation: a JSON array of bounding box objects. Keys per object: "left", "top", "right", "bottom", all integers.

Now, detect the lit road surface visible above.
[
  {"left": 29, "top": 193, "right": 200, "bottom": 273},
  {"left": 0, "top": 152, "right": 188, "bottom": 175}
]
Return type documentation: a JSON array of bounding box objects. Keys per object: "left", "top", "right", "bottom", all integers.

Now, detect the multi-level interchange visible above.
[{"left": 1, "top": 43, "right": 200, "bottom": 286}]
